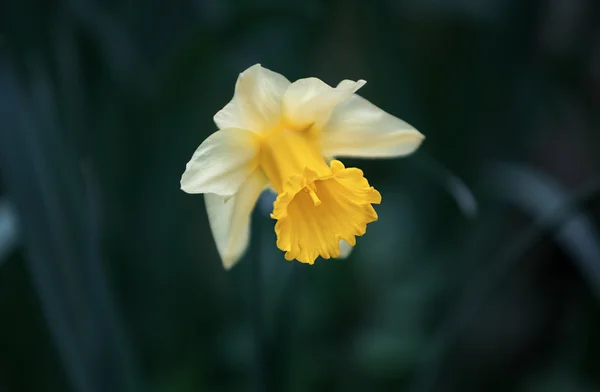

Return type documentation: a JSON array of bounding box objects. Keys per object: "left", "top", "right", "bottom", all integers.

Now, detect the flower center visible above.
[
  {"left": 304, "top": 182, "right": 321, "bottom": 206},
  {"left": 259, "top": 128, "right": 329, "bottom": 193}
]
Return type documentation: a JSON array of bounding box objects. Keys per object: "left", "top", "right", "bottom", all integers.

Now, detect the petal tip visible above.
[
  {"left": 221, "top": 256, "right": 239, "bottom": 270},
  {"left": 413, "top": 130, "right": 426, "bottom": 145},
  {"left": 180, "top": 175, "right": 194, "bottom": 194},
  {"left": 240, "top": 63, "right": 263, "bottom": 76}
]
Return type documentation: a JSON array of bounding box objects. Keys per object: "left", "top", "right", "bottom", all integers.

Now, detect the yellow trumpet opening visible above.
[{"left": 270, "top": 160, "right": 381, "bottom": 264}]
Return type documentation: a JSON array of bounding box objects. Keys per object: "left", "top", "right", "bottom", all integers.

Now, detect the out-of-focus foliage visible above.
[{"left": 0, "top": 0, "right": 599, "bottom": 391}]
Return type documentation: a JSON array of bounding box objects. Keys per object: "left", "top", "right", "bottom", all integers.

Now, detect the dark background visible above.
[{"left": 1, "top": 0, "right": 600, "bottom": 391}]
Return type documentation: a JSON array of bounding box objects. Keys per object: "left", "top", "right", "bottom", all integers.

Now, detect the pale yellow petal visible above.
[
  {"left": 337, "top": 240, "right": 353, "bottom": 259},
  {"left": 181, "top": 128, "right": 259, "bottom": 196},
  {"left": 214, "top": 64, "right": 290, "bottom": 132},
  {"left": 282, "top": 77, "right": 366, "bottom": 130},
  {"left": 205, "top": 169, "right": 268, "bottom": 269},
  {"left": 321, "top": 93, "right": 424, "bottom": 158}
]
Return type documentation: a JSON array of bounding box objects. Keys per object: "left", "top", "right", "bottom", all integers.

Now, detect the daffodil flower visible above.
[{"left": 181, "top": 64, "right": 424, "bottom": 269}]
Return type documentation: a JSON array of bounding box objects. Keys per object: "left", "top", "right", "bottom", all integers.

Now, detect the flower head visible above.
[{"left": 181, "top": 64, "right": 424, "bottom": 269}]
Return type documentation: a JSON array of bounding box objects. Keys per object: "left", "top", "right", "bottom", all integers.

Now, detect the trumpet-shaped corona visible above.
[
  {"left": 181, "top": 64, "right": 424, "bottom": 269},
  {"left": 272, "top": 161, "right": 381, "bottom": 264},
  {"left": 260, "top": 129, "right": 381, "bottom": 264}
]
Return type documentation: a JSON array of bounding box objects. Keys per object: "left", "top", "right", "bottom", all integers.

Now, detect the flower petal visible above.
[
  {"left": 214, "top": 64, "right": 290, "bottom": 132},
  {"left": 282, "top": 78, "right": 366, "bottom": 130},
  {"left": 337, "top": 240, "right": 353, "bottom": 259},
  {"left": 205, "top": 169, "right": 268, "bottom": 269},
  {"left": 320, "top": 92, "right": 425, "bottom": 158},
  {"left": 181, "top": 128, "right": 259, "bottom": 196}
]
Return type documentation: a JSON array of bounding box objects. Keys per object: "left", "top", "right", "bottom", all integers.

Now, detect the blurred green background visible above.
[{"left": 1, "top": 0, "right": 600, "bottom": 391}]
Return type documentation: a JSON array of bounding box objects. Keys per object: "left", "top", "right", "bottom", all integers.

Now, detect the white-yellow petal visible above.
[
  {"left": 181, "top": 128, "right": 259, "bottom": 196},
  {"left": 337, "top": 240, "right": 353, "bottom": 259},
  {"left": 205, "top": 169, "right": 268, "bottom": 269},
  {"left": 320, "top": 93, "right": 424, "bottom": 158},
  {"left": 214, "top": 64, "right": 290, "bottom": 132},
  {"left": 282, "top": 77, "right": 366, "bottom": 130}
]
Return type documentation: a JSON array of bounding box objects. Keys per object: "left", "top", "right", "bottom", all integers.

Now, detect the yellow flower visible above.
[{"left": 181, "top": 64, "right": 424, "bottom": 269}]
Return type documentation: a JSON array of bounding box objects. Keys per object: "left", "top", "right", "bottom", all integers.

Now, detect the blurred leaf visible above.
[
  {"left": 0, "top": 61, "right": 139, "bottom": 392},
  {"left": 487, "top": 163, "right": 600, "bottom": 301},
  {"left": 409, "top": 166, "right": 600, "bottom": 392},
  {"left": 0, "top": 199, "right": 19, "bottom": 263},
  {"left": 411, "top": 153, "right": 478, "bottom": 219}
]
